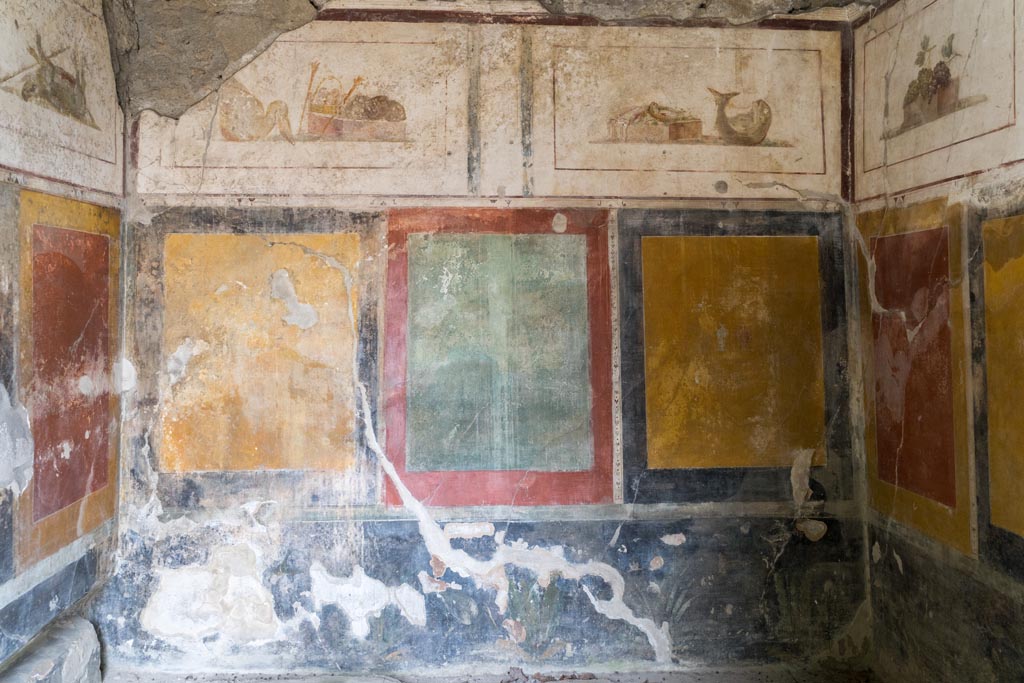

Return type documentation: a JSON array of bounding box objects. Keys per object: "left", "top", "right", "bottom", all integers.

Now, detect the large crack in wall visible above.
[{"left": 118, "top": 231, "right": 676, "bottom": 665}]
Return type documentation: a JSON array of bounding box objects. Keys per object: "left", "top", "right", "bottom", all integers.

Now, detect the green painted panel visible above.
[{"left": 406, "top": 233, "right": 592, "bottom": 472}]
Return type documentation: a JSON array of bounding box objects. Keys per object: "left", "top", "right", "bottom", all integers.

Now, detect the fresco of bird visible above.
[
  {"left": 218, "top": 79, "right": 294, "bottom": 143},
  {"left": 708, "top": 88, "right": 772, "bottom": 146}
]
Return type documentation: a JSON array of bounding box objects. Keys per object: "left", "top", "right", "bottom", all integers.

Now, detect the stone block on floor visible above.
[{"left": 0, "top": 617, "right": 101, "bottom": 683}]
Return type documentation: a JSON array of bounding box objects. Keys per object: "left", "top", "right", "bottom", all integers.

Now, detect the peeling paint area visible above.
[
  {"left": 270, "top": 269, "right": 319, "bottom": 330},
  {"left": 94, "top": 505, "right": 865, "bottom": 670},
  {"left": 164, "top": 338, "right": 208, "bottom": 389},
  {"left": 142, "top": 544, "right": 282, "bottom": 647},
  {"left": 310, "top": 562, "right": 426, "bottom": 639},
  {"left": 114, "top": 358, "right": 138, "bottom": 395},
  {"left": 0, "top": 384, "right": 33, "bottom": 498}
]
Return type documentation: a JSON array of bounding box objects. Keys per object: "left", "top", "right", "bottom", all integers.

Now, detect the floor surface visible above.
[{"left": 105, "top": 665, "right": 878, "bottom": 683}]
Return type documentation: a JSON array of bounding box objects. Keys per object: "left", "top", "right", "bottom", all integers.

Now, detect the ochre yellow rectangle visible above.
[
  {"left": 160, "top": 233, "right": 360, "bottom": 472},
  {"left": 983, "top": 215, "right": 1024, "bottom": 538},
  {"left": 641, "top": 235, "right": 826, "bottom": 469}
]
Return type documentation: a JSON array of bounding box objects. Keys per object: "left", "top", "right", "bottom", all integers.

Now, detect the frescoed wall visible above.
[
  {"left": 618, "top": 210, "right": 850, "bottom": 505},
  {"left": 851, "top": 4, "right": 1024, "bottom": 674},
  {"left": 855, "top": 201, "right": 973, "bottom": 556},
  {"left": 136, "top": 21, "right": 471, "bottom": 198},
  {"left": 0, "top": 0, "right": 123, "bottom": 668},
  {"left": 18, "top": 192, "right": 119, "bottom": 559},
  {"left": 135, "top": 21, "right": 844, "bottom": 202},
  {"left": 148, "top": 209, "right": 383, "bottom": 513},
  {"left": 529, "top": 27, "right": 843, "bottom": 200},
  {"left": 0, "top": 0, "right": 122, "bottom": 195},
  {"left": 384, "top": 209, "right": 613, "bottom": 507},
  {"left": 26, "top": 0, "right": 1024, "bottom": 678},
  {"left": 160, "top": 233, "right": 363, "bottom": 474},
  {"left": 854, "top": 0, "right": 1020, "bottom": 200},
  {"left": 75, "top": 10, "right": 874, "bottom": 675},
  {"left": 849, "top": 0, "right": 1024, "bottom": 678},
  {"left": 0, "top": 187, "right": 119, "bottom": 664},
  {"left": 977, "top": 215, "right": 1024, "bottom": 553},
  {"left": 87, "top": 196, "right": 865, "bottom": 672}
]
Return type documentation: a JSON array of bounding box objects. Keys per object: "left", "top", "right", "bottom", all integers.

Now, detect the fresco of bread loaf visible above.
[
  {"left": 217, "top": 61, "right": 407, "bottom": 144},
  {"left": 883, "top": 33, "right": 986, "bottom": 140},
  {"left": 0, "top": 31, "right": 96, "bottom": 128},
  {"left": 605, "top": 88, "right": 785, "bottom": 147}
]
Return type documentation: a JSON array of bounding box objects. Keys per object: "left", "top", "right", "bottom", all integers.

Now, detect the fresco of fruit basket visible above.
[
  {"left": 603, "top": 88, "right": 789, "bottom": 147},
  {"left": 299, "top": 61, "right": 408, "bottom": 143},
  {"left": 884, "top": 34, "right": 987, "bottom": 140}
]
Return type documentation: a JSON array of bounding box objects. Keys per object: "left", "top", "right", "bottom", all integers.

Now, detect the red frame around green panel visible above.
[{"left": 384, "top": 208, "right": 614, "bottom": 507}]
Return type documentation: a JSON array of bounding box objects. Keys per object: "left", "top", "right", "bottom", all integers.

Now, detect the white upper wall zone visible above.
[
  {"left": 137, "top": 21, "right": 843, "bottom": 201},
  {"left": 855, "top": 0, "right": 1021, "bottom": 200},
  {"left": 0, "top": 0, "right": 123, "bottom": 196},
  {"left": 137, "top": 21, "right": 472, "bottom": 198},
  {"left": 529, "top": 26, "right": 842, "bottom": 200}
]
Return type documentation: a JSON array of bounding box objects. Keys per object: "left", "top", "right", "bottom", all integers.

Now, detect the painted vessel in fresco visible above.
[{"left": 708, "top": 88, "right": 773, "bottom": 146}]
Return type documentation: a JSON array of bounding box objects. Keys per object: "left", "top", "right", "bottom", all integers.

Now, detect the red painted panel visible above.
[
  {"left": 871, "top": 227, "right": 956, "bottom": 507},
  {"left": 30, "top": 224, "right": 111, "bottom": 521},
  {"left": 385, "top": 209, "right": 613, "bottom": 506}
]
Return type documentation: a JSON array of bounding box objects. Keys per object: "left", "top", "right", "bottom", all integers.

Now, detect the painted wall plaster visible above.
[
  {"left": 134, "top": 21, "right": 843, "bottom": 202},
  {"left": 850, "top": 2, "right": 1024, "bottom": 678},
  {"left": 854, "top": 0, "right": 1023, "bottom": 201},
  {"left": 0, "top": 0, "right": 123, "bottom": 195},
  {"left": 0, "top": 0, "right": 123, "bottom": 669},
  {"left": 90, "top": 202, "right": 864, "bottom": 674},
  {"left": 30, "top": 9, "right": 877, "bottom": 678},
  {"left": 0, "top": 181, "right": 120, "bottom": 671},
  {"left": 159, "top": 232, "right": 362, "bottom": 474}
]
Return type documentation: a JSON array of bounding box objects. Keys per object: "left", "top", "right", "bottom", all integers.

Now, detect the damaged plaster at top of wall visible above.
[
  {"left": 101, "top": 0, "right": 319, "bottom": 116},
  {"left": 537, "top": 0, "right": 880, "bottom": 25},
  {"left": 104, "top": 0, "right": 876, "bottom": 118}
]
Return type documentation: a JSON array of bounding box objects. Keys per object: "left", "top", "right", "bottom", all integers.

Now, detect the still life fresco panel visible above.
[{"left": 0, "top": 0, "right": 120, "bottom": 193}]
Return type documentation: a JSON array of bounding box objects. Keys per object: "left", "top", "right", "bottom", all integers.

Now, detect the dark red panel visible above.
[
  {"left": 871, "top": 227, "right": 956, "bottom": 507},
  {"left": 384, "top": 209, "right": 613, "bottom": 506},
  {"left": 30, "top": 224, "right": 111, "bottom": 521}
]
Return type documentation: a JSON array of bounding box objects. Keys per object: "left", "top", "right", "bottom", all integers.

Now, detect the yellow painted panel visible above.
[
  {"left": 983, "top": 215, "right": 1024, "bottom": 537},
  {"left": 641, "top": 235, "right": 826, "bottom": 469},
  {"left": 160, "top": 233, "right": 360, "bottom": 472}
]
